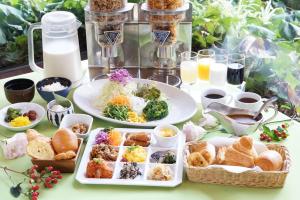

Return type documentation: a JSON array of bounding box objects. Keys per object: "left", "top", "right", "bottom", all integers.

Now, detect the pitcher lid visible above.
[{"left": 41, "top": 11, "right": 80, "bottom": 33}]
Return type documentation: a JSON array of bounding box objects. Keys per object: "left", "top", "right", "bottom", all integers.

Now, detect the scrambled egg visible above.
[
  {"left": 123, "top": 146, "right": 147, "bottom": 162},
  {"left": 128, "top": 112, "right": 146, "bottom": 123}
]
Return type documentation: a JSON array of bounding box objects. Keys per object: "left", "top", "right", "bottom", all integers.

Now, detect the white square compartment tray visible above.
[{"left": 75, "top": 128, "right": 185, "bottom": 187}]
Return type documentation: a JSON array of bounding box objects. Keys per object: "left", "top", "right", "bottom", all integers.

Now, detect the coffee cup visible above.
[
  {"left": 201, "top": 88, "right": 233, "bottom": 109},
  {"left": 235, "top": 92, "right": 262, "bottom": 111}
]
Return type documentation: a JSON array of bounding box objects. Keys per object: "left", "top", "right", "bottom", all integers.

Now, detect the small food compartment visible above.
[
  {"left": 121, "top": 146, "right": 149, "bottom": 163},
  {"left": 31, "top": 138, "right": 83, "bottom": 173},
  {"left": 94, "top": 128, "right": 123, "bottom": 147},
  {"left": 86, "top": 159, "right": 115, "bottom": 179},
  {"left": 59, "top": 114, "right": 93, "bottom": 139},
  {"left": 149, "top": 148, "right": 177, "bottom": 164},
  {"left": 89, "top": 0, "right": 127, "bottom": 12},
  {"left": 90, "top": 143, "right": 120, "bottom": 162},
  {"left": 114, "top": 162, "right": 145, "bottom": 180},
  {"left": 123, "top": 132, "right": 152, "bottom": 147},
  {"left": 147, "top": 0, "right": 184, "bottom": 10},
  {"left": 146, "top": 163, "right": 175, "bottom": 181}
]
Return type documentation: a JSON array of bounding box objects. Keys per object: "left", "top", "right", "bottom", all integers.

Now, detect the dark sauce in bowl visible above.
[
  {"left": 205, "top": 94, "right": 224, "bottom": 99},
  {"left": 239, "top": 98, "right": 258, "bottom": 103},
  {"left": 227, "top": 114, "right": 262, "bottom": 125}
]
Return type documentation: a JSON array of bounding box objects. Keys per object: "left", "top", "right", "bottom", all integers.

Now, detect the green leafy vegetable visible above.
[
  {"left": 143, "top": 100, "right": 168, "bottom": 121},
  {"left": 5, "top": 107, "right": 22, "bottom": 122},
  {"left": 135, "top": 84, "right": 161, "bottom": 101},
  {"left": 103, "top": 104, "right": 129, "bottom": 121},
  {"left": 162, "top": 152, "right": 176, "bottom": 164}
]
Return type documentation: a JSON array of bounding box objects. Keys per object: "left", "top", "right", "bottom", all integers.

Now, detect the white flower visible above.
[
  {"left": 199, "top": 114, "right": 219, "bottom": 129},
  {"left": 182, "top": 121, "right": 206, "bottom": 142},
  {"left": 0, "top": 133, "right": 28, "bottom": 160}
]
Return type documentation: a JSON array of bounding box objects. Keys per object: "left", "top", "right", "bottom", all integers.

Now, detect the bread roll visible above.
[
  {"left": 224, "top": 136, "right": 256, "bottom": 168},
  {"left": 27, "top": 139, "right": 55, "bottom": 160},
  {"left": 52, "top": 128, "right": 78, "bottom": 154},
  {"left": 255, "top": 150, "right": 283, "bottom": 171},
  {"left": 187, "top": 142, "right": 216, "bottom": 167},
  {"left": 55, "top": 150, "right": 76, "bottom": 160}
]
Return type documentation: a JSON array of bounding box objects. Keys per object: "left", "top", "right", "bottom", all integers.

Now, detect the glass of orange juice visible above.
[{"left": 197, "top": 49, "right": 215, "bottom": 81}]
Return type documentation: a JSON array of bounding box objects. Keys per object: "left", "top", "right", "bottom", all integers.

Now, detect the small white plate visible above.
[
  {"left": 73, "top": 78, "right": 198, "bottom": 127},
  {"left": 59, "top": 114, "right": 93, "bottom": 140},
  {"left": 0, "top": 103, "right": 46, "bottom": 132}
]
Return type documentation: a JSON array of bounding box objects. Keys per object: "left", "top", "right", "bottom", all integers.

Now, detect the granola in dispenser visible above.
[
  {"left": 90, "top": 0, "right": 126, "bottom": 12},
  {"left": 148, "top": 0, "right": 184, "bottom": 10}
]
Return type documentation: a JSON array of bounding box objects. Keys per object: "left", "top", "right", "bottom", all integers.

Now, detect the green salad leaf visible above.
[
  {"left": 135, "top": 84, "right": 161, "bottom": 101},
  {"left": 103, "top": 104, "right": 129, "bottom": 121}
]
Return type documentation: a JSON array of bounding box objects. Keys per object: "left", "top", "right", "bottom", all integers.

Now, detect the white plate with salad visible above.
[{"left": 73, "top": 69, "right": 197, "bottom": 127}]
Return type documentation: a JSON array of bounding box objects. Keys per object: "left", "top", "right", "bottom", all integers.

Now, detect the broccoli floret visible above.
[{"left": 143, "top": 100, "right": 168, "bottom": 121}]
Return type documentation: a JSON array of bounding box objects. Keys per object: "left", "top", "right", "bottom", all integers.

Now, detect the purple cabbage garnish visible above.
[
  {"left": 95, "top": 130, "right": 109, "bottom": 144},
  {"left": 108, "top": 69, "right": 132, "bottom": 85}
]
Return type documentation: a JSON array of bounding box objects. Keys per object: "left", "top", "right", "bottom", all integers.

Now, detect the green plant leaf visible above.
[{"left": 262, "top": 125, "right": 281, "bottom": 141}]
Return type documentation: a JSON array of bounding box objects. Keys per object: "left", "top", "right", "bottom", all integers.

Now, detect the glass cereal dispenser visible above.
[
  {"left": 85, "top": 0, "right": 134, "bottom": 80},
  {"left": 141, "top": 0, "right": 190, "bottom": 84}
]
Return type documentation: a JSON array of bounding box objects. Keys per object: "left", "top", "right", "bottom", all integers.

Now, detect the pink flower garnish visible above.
[{"left": 108, "top": 69, "right": 132, "bottom": 85}]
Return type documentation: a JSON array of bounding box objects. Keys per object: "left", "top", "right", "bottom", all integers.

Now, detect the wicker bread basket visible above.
[{"left": 184, "top": 142, "right": 291, "bottom": 188}]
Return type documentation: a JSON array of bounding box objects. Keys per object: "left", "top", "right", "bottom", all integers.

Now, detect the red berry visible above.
[
  {"left": 51, "top": 170, "right": 60, "bottom": 175},
  {"left": 282, "top": 124, "right": 286, "bottom": 129},
  {"left": 44, "top": 182, "right": 53, "bottom": 188},
  {"left": 32, "top": 192, "right": 39, "bottom": 197},
  {"left": 32, "top": 185, "right": 39, "bottom": 191},
  {"left": 282, "top": 135, "right": 287, "bottom": 139},
  {"left": 47, "top": 166, "right": 53, "bottom": 171},
  {"left": 30, "top": 174, "right": 36, "bottom": 179},
  {"left": 32, "top": 196, "right": 38, "bottom": 200},
  {"left": 277, "top": 133, "right": 282, "bottom": 137},
  {"left": 57, "top": 175, "right": 63, "bottom": 179},
  {"left": 45, "top": 177, "right": 52, "bottom": 183},
  {"left": 52, "top": 179, "right": 58, "bottom": 184}
]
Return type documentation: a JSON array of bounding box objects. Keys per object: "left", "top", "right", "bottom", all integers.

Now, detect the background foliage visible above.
[{"left": 0, "top": 0, "right": 299, "bottom": 116}]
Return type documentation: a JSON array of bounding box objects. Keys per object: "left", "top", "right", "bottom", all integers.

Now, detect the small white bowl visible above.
[
  {"left": 0, "top": 103, "right": 45, "bottom": 132},
  {"left": 46, "top": 99, "right": 74, "bottom": 127},
  {"left": 153, "top": 124, "right": 179, "bottom": 148},
  {"left": 59, "top": 114, "right": 93, "bottom": 139}
]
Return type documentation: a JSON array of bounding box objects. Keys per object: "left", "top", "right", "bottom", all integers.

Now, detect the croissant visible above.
[
  {"left": 187, "top": 142, "right": 216, "bottom": 167},
  {"left": 224, "top": 136, "right": 256, "bottom": 168}
]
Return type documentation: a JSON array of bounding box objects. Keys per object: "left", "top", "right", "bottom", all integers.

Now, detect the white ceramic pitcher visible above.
[{"left": 28, "top": 11, "right": 83, "bottom": 84}]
